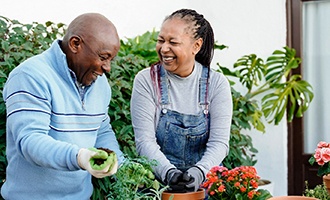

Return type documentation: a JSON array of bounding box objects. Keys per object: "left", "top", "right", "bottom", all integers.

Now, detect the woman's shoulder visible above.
[
  {"left": 209, "top": 68, "right": 230, "bottom": 88},
  {"left": 135, "top": 67, "right": 151, "bottom": 80}
]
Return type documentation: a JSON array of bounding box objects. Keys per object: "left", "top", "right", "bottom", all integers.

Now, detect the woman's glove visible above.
[
  {"left": 184, "top": 166, "right": 205, "bottom": 192},
  {"left": 165, "top": 168, "right": 197, "bottom": 193},
  {"left": 77, "top": 148, "right": 118, "bottom": 178},
  {"left": 165, "top": 168, "right": 186, "bottom": 192}
]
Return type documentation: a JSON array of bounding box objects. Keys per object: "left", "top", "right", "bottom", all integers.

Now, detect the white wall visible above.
[{"left": 0, "top": 0, "right": 288, "bottom": 196}]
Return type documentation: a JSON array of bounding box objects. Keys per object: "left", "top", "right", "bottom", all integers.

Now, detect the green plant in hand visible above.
[{"left": 88, "top": 148, "right": 117, "bottom": 171}]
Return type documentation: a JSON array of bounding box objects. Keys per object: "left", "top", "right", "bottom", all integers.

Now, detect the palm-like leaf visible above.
[
  {"left": 233, "top": 54, "right": 266, "bottom": 91},
  {"left": 265, "top": 46, "right": 301, "bottom": 84},
  {"left": 261, "top": 47, "right": 313, "bottom": 124},
  {"left": 218, "top": 46, "right": 314, "bottom": 169},
  {"left": 262, "top": 74, "right": 314, "bottom": 124}
]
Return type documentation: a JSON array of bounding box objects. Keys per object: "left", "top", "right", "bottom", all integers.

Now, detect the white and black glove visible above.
[
  {"left": 77, "top": 148, "right": 118, "bottom": 178},
  {"left": 183, "top": 166, "right": 205, "bottom": 192}
]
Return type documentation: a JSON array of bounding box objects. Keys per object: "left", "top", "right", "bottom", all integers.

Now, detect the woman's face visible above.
[{"left": 156, "top": 18, "right": 202, "bottom": 77}]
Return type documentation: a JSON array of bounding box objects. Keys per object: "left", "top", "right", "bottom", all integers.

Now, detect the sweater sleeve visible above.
[
  {"left": 4, "top": 69, "right": 80, "bottom": 171},
  {"left": 195, "top": 71, "right": 233, "bottom": 176},
  {"left": 130, "top": 69, "right": 175, "bottom": 182}
]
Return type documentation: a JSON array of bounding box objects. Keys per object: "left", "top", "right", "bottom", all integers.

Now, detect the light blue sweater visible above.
[{"left": 1, "top": 40, "right": 124, "bottom": 200}]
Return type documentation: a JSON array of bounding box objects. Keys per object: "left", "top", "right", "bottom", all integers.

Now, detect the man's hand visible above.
[{"left": 77, "top": 148, "right": 118, "bottom": 178}]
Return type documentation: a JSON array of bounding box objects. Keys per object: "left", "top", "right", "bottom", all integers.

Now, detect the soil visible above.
[{"left": 94, "top": 147, "right": 114, "bottom": 165}]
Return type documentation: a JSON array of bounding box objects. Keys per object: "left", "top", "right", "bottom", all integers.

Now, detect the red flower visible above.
[
  {"left": 202, "top": 166, "right": 271, "bottom": 200},
  {"left": 217, "top": 184, "right": 225, "bottom": 192},
  {"left": 310, "top": 141, "right": 330, "bottom": 177}
]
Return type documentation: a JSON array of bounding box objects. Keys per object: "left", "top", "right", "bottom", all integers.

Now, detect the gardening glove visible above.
[
  {"left": 165, "top": 168, "right": 186, "bottom": 192},
  {"left": 77, "top": 148, "right": 118, "bottom": 178},
  {"left": 184, "top": 166, "right": 205, "bottom": 192}
]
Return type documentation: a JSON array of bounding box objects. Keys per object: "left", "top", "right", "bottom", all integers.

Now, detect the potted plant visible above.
[
  {"left": 308, "top": 141, "right": 330, "bottom": 195},
  {"left": 201, "top": 165, "right": 272, "bottom": 199},
  {"left": 304, "top": 181, "right": 330, "bottom": 200}
]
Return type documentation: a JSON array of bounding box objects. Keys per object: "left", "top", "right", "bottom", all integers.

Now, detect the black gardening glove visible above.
[{"left": 165, "top": 168, "right": 186, "bottom": 193}]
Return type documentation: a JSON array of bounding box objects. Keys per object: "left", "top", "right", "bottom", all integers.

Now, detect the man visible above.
[{"left": 1, "top": 13, "right": 124, "bottom": 199}]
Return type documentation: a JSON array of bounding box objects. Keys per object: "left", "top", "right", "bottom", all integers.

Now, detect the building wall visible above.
[{"left": 0, "top": 0, "right": 288, "bottom": 196}]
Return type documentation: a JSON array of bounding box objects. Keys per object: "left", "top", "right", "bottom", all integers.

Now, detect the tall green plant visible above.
[{"left": 220, "top": 47, "right": 314, "bottom": 168}]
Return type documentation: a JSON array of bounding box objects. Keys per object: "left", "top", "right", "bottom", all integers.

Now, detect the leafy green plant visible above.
[
  {"left": 304, "top": 181, "right": 330, "bottom": 200},
  {"left": 118, "top": 30, "right": 159, "bottom": 64},
  {"left": 219, "top": 47, "right": 314, "bottom": 168},
  {"left": 92, "top": 156, "right": 167, "bottom": 200}
]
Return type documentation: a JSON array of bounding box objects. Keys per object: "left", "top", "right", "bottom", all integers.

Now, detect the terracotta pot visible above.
[
  {"left": 323, "top": 174, "right": 330, "bottom": 195},
  {"left": 268, "top": 196, "right": 318, "bottom": 200},
  {"left": 161, "top": 188, "right": 205, "bottom": 200}
]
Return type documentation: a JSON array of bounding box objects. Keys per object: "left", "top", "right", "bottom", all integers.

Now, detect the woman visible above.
[{"left": 131, "top": 8, "right": 232, "bottom": 192}]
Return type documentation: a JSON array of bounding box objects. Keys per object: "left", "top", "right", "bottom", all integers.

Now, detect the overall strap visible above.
[
  {"left": 150, "top": 63, "right": 169, "bottom": 107},
  {"left": 199, "top": 66, "right": 209, "bottom": 115},
  {"left": 159, "top": 65, "right": 170, "bottom": 105}
]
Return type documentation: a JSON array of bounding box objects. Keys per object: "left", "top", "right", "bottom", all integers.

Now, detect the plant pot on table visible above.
[
  {"left": 323, "top": 174, "right": 330, "bottom": 196},
  {"left": 162, "top": 188, "right": 205, "bottom": 200}
]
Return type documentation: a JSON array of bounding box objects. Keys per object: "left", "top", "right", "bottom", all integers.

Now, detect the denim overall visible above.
[{"left": 155, "top": 65, "right": 210, "bottom": 172}]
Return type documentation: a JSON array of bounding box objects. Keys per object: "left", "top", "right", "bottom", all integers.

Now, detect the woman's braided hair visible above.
[{"left": 164, "top": 9, "right": 215, "bottom": 68}]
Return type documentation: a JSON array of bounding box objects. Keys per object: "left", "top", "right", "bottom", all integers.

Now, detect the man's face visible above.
[{"left": 72, "top": 35, "right": 120, "bottom": 86}]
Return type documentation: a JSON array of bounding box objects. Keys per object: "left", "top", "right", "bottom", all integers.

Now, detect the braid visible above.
[{"left": 165, "top": 9, "right": 214, "bottom": 67}]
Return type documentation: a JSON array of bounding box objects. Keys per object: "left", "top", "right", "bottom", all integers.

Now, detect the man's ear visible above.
[
  {"left": 68, "top": 35, "right": 82, "bottom": 53},
  {"left": 193, "top": 38, "right": 203, "bottom": 55}
]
